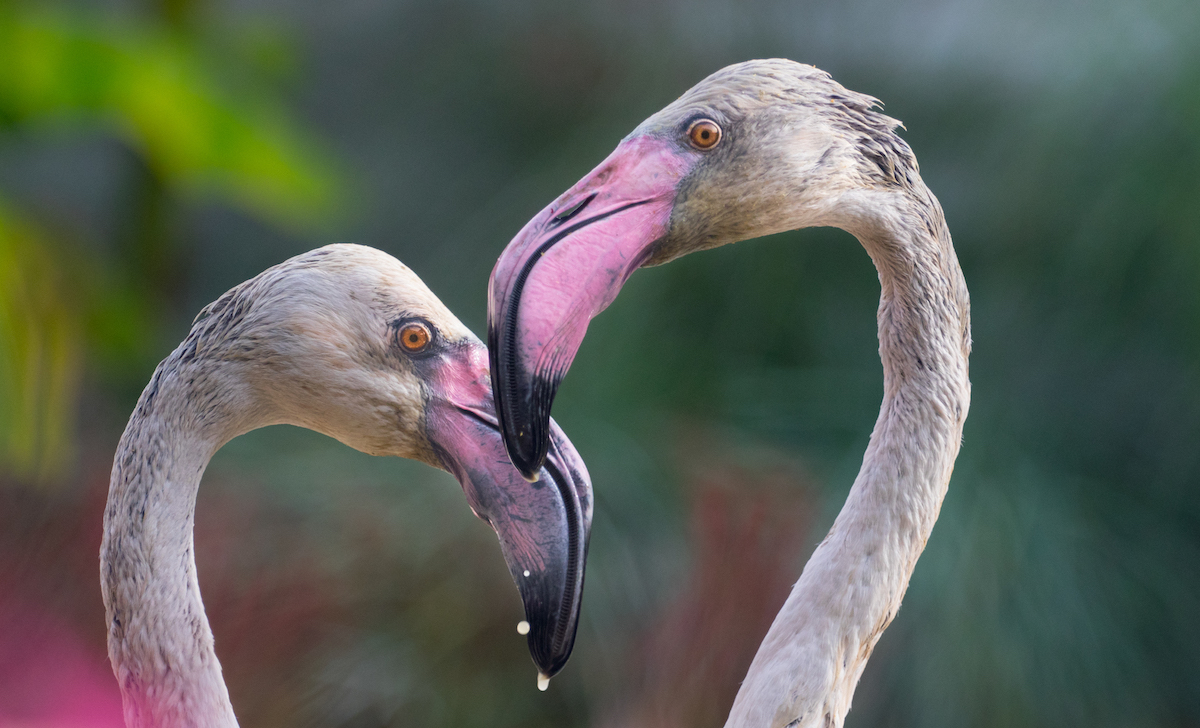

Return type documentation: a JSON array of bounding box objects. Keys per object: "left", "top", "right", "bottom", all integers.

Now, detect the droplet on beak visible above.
[
  {"left": 517, "top": 620, "right": 530, "bottom": 635},
  {"left": 537, "top": 672, "right": 551, "bottom": 691}
]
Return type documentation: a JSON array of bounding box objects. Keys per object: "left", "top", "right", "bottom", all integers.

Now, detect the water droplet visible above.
[
  {"left": 523, "top": 570, "right": 531, "bottom": 577},
  {"left": 517, "top": 620, "right": 530, "bottom": 635},
  {"left": 537, "top": 672, "right": 550, "bottom": 691}
]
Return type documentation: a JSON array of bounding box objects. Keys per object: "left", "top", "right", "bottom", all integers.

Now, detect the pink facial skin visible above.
[
  {"left": 421, "top": 339, "right": 592, "bottom": 678},
  {"left": 488, "top": 135, "right": 693, "bottom": 477}
]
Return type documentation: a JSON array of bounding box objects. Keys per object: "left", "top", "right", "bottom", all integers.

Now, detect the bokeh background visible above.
[{"left": 2, "top": 0, "right": 1199, "bottom": 726}]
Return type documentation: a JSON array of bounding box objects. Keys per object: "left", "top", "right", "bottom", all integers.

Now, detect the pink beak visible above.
[
  {"left": 487, "top": 135, "right": 692, "bottom": 478},
  {"left": 423, "top": 339, "right": 592, "bottom": 678}
]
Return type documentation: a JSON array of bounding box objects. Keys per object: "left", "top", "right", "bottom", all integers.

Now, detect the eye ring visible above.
[
  {"left": 397, "top": 322, "right": 432, "bottom": 353},
  {"left": 687, "top": 119, "right": 722, "bottom": 150}
]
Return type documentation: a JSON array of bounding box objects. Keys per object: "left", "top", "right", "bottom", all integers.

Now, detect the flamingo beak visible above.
[
  {"left": 488, "top": 135, "right": 690, "bottom": 478},
  {"left": 424, "top": 341, "right": 592, "bottom": 679}
]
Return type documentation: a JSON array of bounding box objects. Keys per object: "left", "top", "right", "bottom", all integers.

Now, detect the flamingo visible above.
[
  {"left": 487, "top": 60, "right": 971, "bottom": 727},
  {"left": 100, "top": 244, "right": 592, "bottom": 728}
]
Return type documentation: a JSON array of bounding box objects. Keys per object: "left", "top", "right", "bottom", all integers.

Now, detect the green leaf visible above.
[
  {"left": 0, "top": 7, "right": 341, "bottom": 230},
  {"left": 0, "top": 203, "right": 82, "bottom": 482}
]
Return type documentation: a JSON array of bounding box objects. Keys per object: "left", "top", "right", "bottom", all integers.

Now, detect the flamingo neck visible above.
[
  {"left": 101, "top": 350, "right": 254, "bottom": 728},
  {"left": 725, "top": 181, "right": 972, "bottom": 728}
]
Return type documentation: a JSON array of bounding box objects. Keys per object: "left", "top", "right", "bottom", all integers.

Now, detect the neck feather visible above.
[
  {"left": 725, "top": 180, "right": 972, "bottom": 728},
  {"left": 101, "top": 348, "right": 258, "bottom": 728}
]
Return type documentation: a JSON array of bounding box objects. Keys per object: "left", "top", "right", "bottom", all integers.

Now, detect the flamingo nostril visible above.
[{"left": 551, "top": 193, "right": 597, "bottom": 226}]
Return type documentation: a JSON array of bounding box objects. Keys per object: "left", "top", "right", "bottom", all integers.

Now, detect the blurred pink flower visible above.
[{"left": 0, "top": 599, "right": 124, "bottom": 728}]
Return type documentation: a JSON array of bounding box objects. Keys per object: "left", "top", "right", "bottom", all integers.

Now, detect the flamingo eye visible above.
[
  {"left": 687, "top": 119, "right": 722, "bottom": 150},
  {"left": 398, "top": 322, "right": 431, "bottom": 352}
]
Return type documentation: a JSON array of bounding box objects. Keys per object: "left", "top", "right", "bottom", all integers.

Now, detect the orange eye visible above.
[
  {"left": 687, "top": 119, "right": 722, "bottom": 150},
  {"left": 398, "top": 323, "right": 431, "bottom": 352}
]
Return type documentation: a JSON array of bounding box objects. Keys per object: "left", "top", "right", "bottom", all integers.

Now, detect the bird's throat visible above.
[
  {"left": 725, "top": 182, "right": 972, "bottom": 728},
  {"left": 101, "top": 356, "right": 242, "bottom": 728}
]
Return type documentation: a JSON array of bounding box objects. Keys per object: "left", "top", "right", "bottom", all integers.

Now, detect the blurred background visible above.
[{"left": 2, "top": 0, "right": 1198, "bottom": 726}]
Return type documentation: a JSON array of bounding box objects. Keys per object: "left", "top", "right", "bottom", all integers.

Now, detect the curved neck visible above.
[
  {"left": 726, "top": 181, "right": 972, "bottom": 728},
  {"left": 101, "top": 351, "right": 256, "bottom": 728}
]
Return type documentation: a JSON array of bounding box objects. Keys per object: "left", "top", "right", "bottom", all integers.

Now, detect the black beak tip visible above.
[
  {"left": 506, "top": 431, "right": 546, "bottom": 482},
  {"left": 531, "top": 646, "right": 572, "bottom": 679},
  {"left": 494, "top": 375, "right": 559, "bottom": 481},
  {"left": 509, "top": 452, "right": 588, "bottom": 682},
  {"left": 524, "top": 615, "right": 579, "bottom": 679},
  {"left": 513, "top": 578, "right": 582, "bottom": 679},
  {"left": 488, "top": 323, "right": 549, "bottom": 480}
]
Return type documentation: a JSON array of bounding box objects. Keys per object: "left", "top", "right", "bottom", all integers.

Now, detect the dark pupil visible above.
[{"left": 408, "top": 333, "right": 419, "bottom": 343}]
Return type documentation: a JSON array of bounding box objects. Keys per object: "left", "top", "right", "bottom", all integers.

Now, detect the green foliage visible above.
[
  {"left": 0, "top": 204, "right": 80, "bottom": 481},
  {"left": 0, "top": 6, "right": 339, "bottom": 229},
  {"left": 0, "top": 4, "right": 340, "bottom": 482}
]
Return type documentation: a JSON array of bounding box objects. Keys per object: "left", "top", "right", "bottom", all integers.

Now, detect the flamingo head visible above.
[
  {"left": 487, "top": 59, "right": 913, "bottom": 477},
  {"left": 202, "top": 244, "right": 592, "bottom": 679}
]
